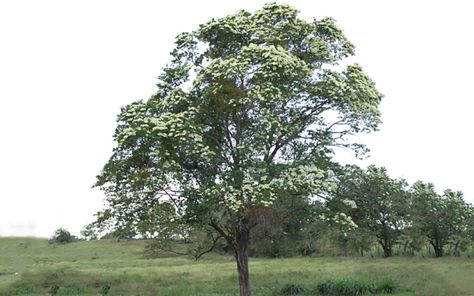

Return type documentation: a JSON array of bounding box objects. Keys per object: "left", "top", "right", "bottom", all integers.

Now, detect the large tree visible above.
[{"left": 93, "top": 4, "right": 382, "bottom": 295}]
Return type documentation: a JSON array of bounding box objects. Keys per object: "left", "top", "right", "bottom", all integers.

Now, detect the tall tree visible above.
[{"left": 93, "top": 4, "right": 382, "bottom": 295}]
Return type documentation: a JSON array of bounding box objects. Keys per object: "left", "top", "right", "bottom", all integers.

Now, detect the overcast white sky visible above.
[{"left": 1, "top": 0, "right": 473, "bottom": 237}]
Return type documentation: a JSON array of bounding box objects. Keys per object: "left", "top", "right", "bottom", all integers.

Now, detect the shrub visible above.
[
  {"left": 99, "top": 284, "right": 111, "bottom": 295},
  {"left": 316, "top": 280, "right": 334, "bottom": 295},
  {"left": 316, "top": 278, "right": 396, "bottom": 295},
  {"left": 280, "top": 283, "right": 305, "bottom": 295},
  {"left": 377, "top": 278, "right": 397, "bottom": 294},
  {"left": 316, "top": 279, "right": 369, "bottom": 295},
  {"left": 48, "top": 284, "right": 60, "bottom": 295},
  {"left": 49, "top": 228, "right": 76, "bottom": 244}
]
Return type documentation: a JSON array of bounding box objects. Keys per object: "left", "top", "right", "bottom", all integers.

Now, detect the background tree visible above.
[
  {"left": 411, "top": 182, "right": 471, "bottom": 257},
  {"left": 332, "top": 166, "right": 409, "bottom": 257},
  {"left": 325, "top": 226, "right": 373, "bottom": 256},
  {"left": 397, "top": 227, "right": 425, "bottom": 257},
  {"left": 92, "top": 3, "right": 382, "bottom": 295},
  {"left": 442, "top": 190, "right": 473, "bottom": 256},
  {"left": 297, "top": 215, "right": 329, "bottom": 256},
  {"left": 249, "top": 192, "right": 316, "bottom": 257},
  {"left": 49, "top": 228, "right": 76, "bottom": 244}
]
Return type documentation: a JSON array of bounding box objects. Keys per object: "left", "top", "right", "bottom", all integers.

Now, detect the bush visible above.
[
  {"left": 49, "top": 228, "right": 76, "bottom": 244},
  {"left": 316, "top": 278, "right": 396, "bottom": 295},
  {"left": 376, "top": 278, "right": 397, "bottom": 294},
  {"left": 48, "top": 284, "right": 60, "bottom": 295},
  {"left": 317, "top": 279, "right": 369, "bottom": 295},
  {"left": 280, "top": 283, "right": 305, "bottom": 295},
  {"left": 99, "top": 284, "right": 111, "bottom": 295}
]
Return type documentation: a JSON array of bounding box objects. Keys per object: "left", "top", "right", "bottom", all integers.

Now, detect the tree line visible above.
[
  {"left": 84, "top": 164, "right": 473, "bottom": 260},
  {"left": 248, "top": 165, "right": 474, "bottom": 259}
]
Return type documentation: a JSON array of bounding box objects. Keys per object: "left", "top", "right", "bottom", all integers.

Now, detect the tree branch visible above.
[
  {"left": 209, "top": 220, "right": 234, "bottom": 247},
  {"left": 192, "top": 233, "right": 223, "bottom": 261}
]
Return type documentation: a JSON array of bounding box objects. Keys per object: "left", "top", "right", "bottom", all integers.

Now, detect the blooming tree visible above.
[{"left": 93, "top": 4, "right": 382, "bottom": 295}]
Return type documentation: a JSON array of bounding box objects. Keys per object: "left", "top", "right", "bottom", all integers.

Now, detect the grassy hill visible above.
[{"left": 1, "top": 237, "right": 473, "bottom": 295}]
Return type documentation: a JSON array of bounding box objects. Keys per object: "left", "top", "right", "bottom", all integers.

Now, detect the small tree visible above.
[
  {"left": 93, "top": 4, "right": 382, "bottom": 295},
  {"left": 332, "top": 166, "right": 409, "bottom": 257},
  {"left": 49, "top": 228, "right": 75, "bottom": 244},
  {"left": 411, "top": 182, "right": 471, "bottom": 257}
]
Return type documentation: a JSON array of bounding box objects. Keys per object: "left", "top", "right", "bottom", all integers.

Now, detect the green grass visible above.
[{"left": 1, "top": 237, "right": 473, "bottom": 295}]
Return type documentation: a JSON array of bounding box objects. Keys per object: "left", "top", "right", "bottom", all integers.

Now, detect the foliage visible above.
[
  {"left": 296, "top": 217, "right": 328, "bottom": 256},
  {"left": 145, "top": 227, "right": 225, "bottom": 260},
  {"left": 316, "top": 279, "right": 372, "bottom": 295},
  {"left": 48, "top": 284, "right": 60, "bottom": 295},
  {"left": 249, "top": 196, "right": 319, "bottom": 257},
  {"left": 49, "top": 228, "right": 76, "bottom": 244},
  {"left": 80, "top": 224, "right": 98, "bottom": 240},
  {"left": 377, "top": 278, "right": 398, "bottom": 294},
  {"left": 316, "top": 278, "right": 397, "bottom": 295},
  {"left": 327, "top": 227, "right": 374, "bottom": 256},
  {"left": 331, "top": 166, "right": 409, "bottom": 257},
  {"left": 99, "top": 284, "right": 111, "bottom": 296},
  {"left": 279, "top": 283, "right": 305, "bottom": 295},
  {"left": 91, "top": 3, "right": 382, "bottom": 295},
  {"left": 410, "top": 181, "right": 473, "bottom": 257}
]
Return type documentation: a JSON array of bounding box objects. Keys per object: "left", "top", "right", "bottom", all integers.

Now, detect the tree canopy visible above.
[
  {"left": 92, "top": 3, "right": 382, "bottom": 295},
  {"left": 411, "top": 182, "right": 473, "bottom": 257},
  {"left": 332, "top": 166, "right": 410, "bottom": 257}
]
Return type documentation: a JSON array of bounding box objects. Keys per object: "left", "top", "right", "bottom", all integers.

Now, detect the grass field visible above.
[{"left": 1, "top": 237, "right": 474, "bottom": 295}]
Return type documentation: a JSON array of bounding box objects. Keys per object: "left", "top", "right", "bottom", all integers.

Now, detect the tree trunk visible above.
[
  {"left": 435, "top": 245, "right": 443, "bottom": 257},
  {"left": 429, "top": 240, "right": 443, "bottom": 257},
  {"left": 209, "top": 219, "right": 253, "bottom": 296},
  {"left": 234, "top": 222, "right": 251, "bottom": 296},
  {"left": 403, "top": 240, "right": 410, "bottom": 256},
  {"left": 378, "top": 239, "right": 392, "bottom": 257},
  {"left": 454, "top": 240, "right": 460, "bottom": 257}
]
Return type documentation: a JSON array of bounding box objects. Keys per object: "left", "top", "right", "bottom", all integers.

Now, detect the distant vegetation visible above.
[
  {"left": 48, "top": 228, "right": 79, "bottom": 245},
  {"left": 85, "top": 164, "right": 474, "bottom": 261}
]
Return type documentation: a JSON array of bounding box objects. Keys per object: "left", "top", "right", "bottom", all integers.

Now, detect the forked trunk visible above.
[
  {"left": 378, "top": 239, "right": 392, "bottom": 257},
  {"left": 429, "top": 240, "right": 444, "bottom": 257},
  {"left": 234, "top": 222, "right": 251, "bottom": 296},
  {"left": 209, "top": 220, "right": 252, "bottom": 296}
]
